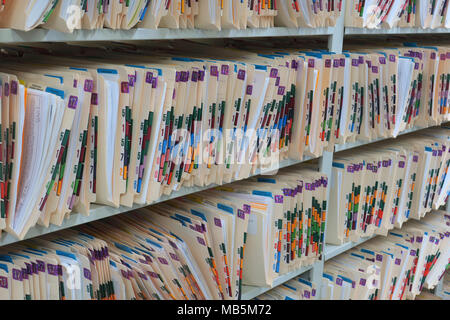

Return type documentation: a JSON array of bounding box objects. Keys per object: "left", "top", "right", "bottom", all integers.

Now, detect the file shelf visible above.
[
  {"left": 334, "top": 125, "right": 436, "bottom": 153},
  {"left": 241, "top": 263, "right": 316, "bottom": 300},
  {"left": 0, "top": 27, "right": 335, "bottom": 43},
  {"left": 323, "top": 235, "right": 377, "bottom": 261},
  {"left": 345, "top": 27, "right": 450, "bottom": 36}
]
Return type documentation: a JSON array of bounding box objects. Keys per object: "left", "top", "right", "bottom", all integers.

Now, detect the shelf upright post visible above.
[{"left": 311, "top": 2, "right": 346, "bottom": 299}]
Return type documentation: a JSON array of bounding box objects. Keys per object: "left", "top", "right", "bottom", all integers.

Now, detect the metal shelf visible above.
[
  {"left": 345, "top": 27, "right": 450, "bottom": 36},
  {"left": 334, "top": 125, "right": 431, "bottom": 153},
  {"left": 324, "top": 235, "right": 377, "bottom": 261},
  {"left": 241, "top": 263, "right": 316, "bottom": 300},
  {"left": 0, "top": 156, "right": 317, "bottom": 246},
  {"left": 0, "top": 27, "right": 334, "bottom": 43}
]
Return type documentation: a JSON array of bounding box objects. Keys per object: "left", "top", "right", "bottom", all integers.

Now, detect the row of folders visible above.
[
  {"left": 0, "top": 43, "right": 449, "bottom": 240},
  {"left": 0, "top": 0, "right": 342, "bottom": 32},
  {"left": 0, "top": 165, "right": 328, "bottom": 300},
  {"left": 345, "top": 0, "right": 450, "bottom": 29},
  {"left": 256, "top": 210, "right": 449, "bottom": 300},
  {"left": 0, "top": 131, "right": 447, "bottom": 300}
]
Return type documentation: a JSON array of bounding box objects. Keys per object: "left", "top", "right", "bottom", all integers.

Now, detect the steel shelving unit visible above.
[{"left": 0, "top": 0, "right": 448, "bottom": 301}]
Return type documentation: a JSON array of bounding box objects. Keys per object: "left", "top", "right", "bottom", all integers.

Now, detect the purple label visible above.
[
  {"left": 270, "top": 68, "right": 278, "bottom": 78},
  {"left": 433, "top": 150, "right": 437, "bottom": 157},
  {"left": 121, "top": 82, "right": 129, "bottom": 94},
  {"left": 447, "top": 52, "right": 450, "bottom": 59},
  {"left": 389, "top": 55, "right": 396, "bottom": 62},
  {"left": 416, "top": 236, "right": 423, "bottom": 243},
  {"left": 414, "top": 63, "right": 419, "bottom": 70},
  {"left": 152, "top": 77, "right": 158, "bottom": 89},
  {"left": 360, "top": 278, "right": 366, "bottom": 286},
  {"left": 358, "top": 56, "right": 364, "bottom": 64},
  {"left": 4, "top": 83, "right": 9, "bottom": 96},
  {"left": 169, "top": 253, "right": 180, "bottom": 262},
  {"left": 138, "top": 272, "right": 148, "bottom": 280},
  {"left": 12, "top": 269, "right": 22, "bottom": 281},
  {"left": 372, "top": 66, "right": 379, "bottom": 74},
  {"left": 367, "top": 163, "right": 373, "bottom": 170},
  {"left": 333, "top": 59, "right": 340, "bottom": 68},
  {"left": 275, "top": 77, "right": 280, "bottom": 87},
  {"left": 367, "top": 61, "right": 372, "bottom": 68},
  {"left": 291, "top": 60, "right": 298, "bottom": 70},
  {"left": 340, "top": 58, "right": 345, "bottom": 67},
  {"left": 399, "top": 161, "right": 405, "bottom": 168},
  {"left": 210, "top": 66, "right": 219, "bottom": 77},
  {"left": 11, "top": 80, "right": 18, "bottom": 94},
  {"left": 58, "top": 265, "right": 63, "bottom": 276},
  {"left": 352, "top": 59, "right": 359, "bottom": 67},
  {"left": 410, "top": 250, "right": 416, "bottom": 256},
  {"left": 431, "top": 52, "right": 436, "bottom": 60},
  {"left": 274, "top": 195, "right": 283, "bottom": 204},
  {"left": 198, "top": 71, "right": 205, "bottom": 81},
  {"left": 325, "top": 59, "right": 332, "bottom": 68},
  {"left": 214, "top": 218, "right": 222, "bottom": 228},
  {"left": 91, "top": 93, "right": 98, "bottom": 105},
  {"left": 438, "top": 150, "right": 443, "bottom": 156},
  {"left": 336, "top": 278, "right": 343, "bottom": 286},
  {"left": 158, "top": 257, "right": 169, "bottom": 265},
  {"left": 175, "top": 71, "right": 181, "bottom": 82},
  {"left": 243, "top": 204, "right": 251, "bottom": 214},
  {"left": 191, "top": 71, "right": 198, "bottom": 82},
  {"left": 36, "top": 260, "right": 45, "bottom": 273},
  {"left": 0, "top": 276, "right": 7, "bottom": 289},
  {"left": 376, "top": 254, "right": 383, "bottom": 262},
  {"left": 121, "top": 270, "right": 129, "bottom": 279},
  {"left": 197, "top": 237, "right": 206, "bottom": 246},
  {"left": 221, "top": 65, "right": 229, "bottom": 75},
  {"left": 237, "top": 209, "right": 245, "bottom": 220},
  {"left": 68, "top": 95, "right": 78, "bottom": 109},
  {"left": 379, "top": 57, "right": 386, "bottom": 64},
  {"left": 84, "top": 268, "right": 92, "bottom": 281},
  {"left": 84, "top": 79, "right": 93, "bottom": 93},
  {"left": 308, "top": 59, "right": 315, "bottom": 68},
  {"left": 246, "top": 85, "right": 253, "bottom": 95},
  {"left": 128, "top": 75, "right": 136, "bottom": 87},
  {"left": 413, "top": 155, "right": 418, "bottom": 163},
  {"left": 305, "top": 183, "right": 312, "bottom": 191},
  {"left": 441, "top": 54, "right": 446, "bottom": 61},
  {"left": 181, "top": 71, "right": 189, "bottom": 82},
  {"left": 304, "top": 290, "right": 311, "bottom": 298},
  {"left": 395, "top": 258, "right": 401, "bottom": 265},
  {"left": 146, "top": 72, "right": 153, "bottom": 83},
  {"left": 278, "top": 86, "right": 285, "bottom": 96},
  {"left": 347, "top": 166, "right": 354, "bottom": 173},
  {"left": 148, "top": 272, "right": 158, "bottom": 279},
  {"left": 47, "top": 264, "right": 59, "bottom": 276},
  {"left": 382, "top": 160, "right": 389, "bottom": 168},
  {"left": 237, "top": 69, "right": 246, "bottom": 80}
]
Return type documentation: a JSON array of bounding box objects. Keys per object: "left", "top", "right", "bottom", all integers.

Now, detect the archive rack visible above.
[{"left": 0, "top": 0, "right": 449, "bottom": 300}]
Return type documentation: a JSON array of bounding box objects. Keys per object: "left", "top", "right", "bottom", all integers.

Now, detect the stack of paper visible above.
[
  {"left": 254, "top": 277, "right": 318, "bottom": 300},
  {"left": 327, "top": 128, "right": 450, "bottom": 245},
  {"left": 321, "top": 209, "right": 450, "bottom": 300},
  {"left": 215, "top": 164, "right": 328, "bottom": 287},
  {"left": 0, "top": 0, "right": 342, "bottom": 32},
  {"left": 345, "top": 0, "right": 450, "bottom": 29},
  {"left": 0, "top": 162, "right": 327, "bottom": 300}
]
